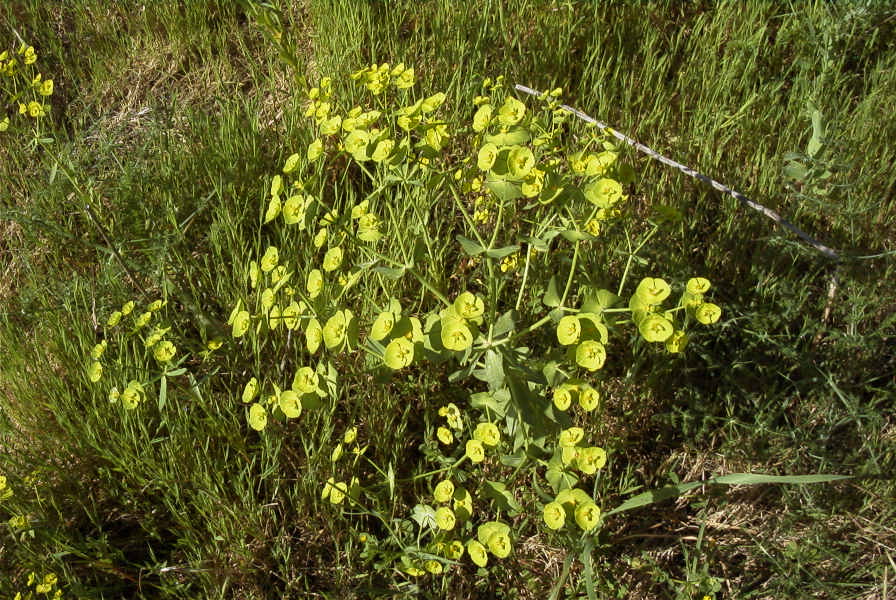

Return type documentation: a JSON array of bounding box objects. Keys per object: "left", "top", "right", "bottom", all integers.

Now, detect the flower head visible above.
[
  {"left": 473, "top": 422, "right": 501, "bottom": 447},
  {"left": 465, "top": 439, "right": 485, "bottom": 463}
]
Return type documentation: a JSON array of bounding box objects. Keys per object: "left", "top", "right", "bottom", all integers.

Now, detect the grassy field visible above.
[{"left": 1, "top": 1, "right": 894, "bottom": 598}]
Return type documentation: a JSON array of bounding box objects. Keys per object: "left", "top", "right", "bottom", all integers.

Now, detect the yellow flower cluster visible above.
[{"left": 1, "top": 43, "right": 54, "bottom": 132}]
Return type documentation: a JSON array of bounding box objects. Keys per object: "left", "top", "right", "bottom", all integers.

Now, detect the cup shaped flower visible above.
[
  {"left": 583, "top": 178, "right": 623, "bottom": 208},
  {"left": 424, "top": 560, "right": 443, "bottom": 575},
  {"left": 487, "top": 531, "right": 512, "bottom": 558},
  {"left": 440, "top": 401, "right": 462, "bottom": 425},
  {"left": 242, "top": 377, "right": 259, "bottom": 403},
  {"left": 91, "top": 340, "right": 107, "bottom": 360},
  {"left": 638, "top": 314, "right": 674, "bottom": 343},
  {"left": 144, "top": 326, "right": 170, "bottom": 348},
  {"left": 556, "top": 315, "right": 581, "bottom": 346},
  {"left": 444, "top": 539, "right": 465, "bottom": 560},
  {"left": 441, "top": 317, "right": 474, "bottom": 351},
  {"left": 279, "top": 390, "right": 302, "bottom": 418},
  {"left": 384, "top": 336, "right": 414, "bottom": 369},
  {"left": 465, "top": 439, "right": 486, "bottom": 463},
  {"left": 477, "top": 521, "right": 511, "bottom": 546},
  {"left": 249, "top": 261, "right": 260, "bottom": 289},
  {"left": 323, "top": 247, "right": 343, "bottom": 272},
  {"left": 87, "top": 361, "right": 103, "bottom": 383},
  {"left": 371, "top": 138, "right": 395, "bottom": 162},
  {"left": 293, "top": 366, "right": 319, "bottom": 394},
  {"left": 264, "top": 195, "right": 281, "bottom": 224},
  {"left": 508, "top": 145, "right": 535, "bottom": 179},
  {"left": 326, "top": 479, "right": 348, "bottom": 505},
  {"left": 543, "top": 501, "right": 566, "bottom": 530},
  {"left": 153, "top": 340, "right": 176, "bottom": 364},
  {"left": 687, "top": 277, "right": 711, "bottom": 295},
  {"left": 331, "top": 442, "right": 344, "bottom": 462},
  {"left": 435, "top": 506, "right": 456, "bottom": 531},
  {"left": 434, "top": 479, "right": 455, "bottom": 503},
  {"left": 695, "top": 303, "right": 722, "bottom": 325},
  {"left": 106, "top": 311, "right": 123, "bottom": 327},
  {"left": 522, "top": 169, "right": 545, "bottom": 198},
  {"left": 472, "top": 104, "right": 492, "bottom": 132},
  {"left": 344, "top": 129, "right": 371, "bottom": 160},
  {"left": 369, "top": 311, "right": 395, "bottom": 341},
  {"left": 559, "top": 426, "right": 585, "bottom": 448},
  {"left": 586, "top": 150, "right": 618, "bottom": 176},
  {"left": 306, "top": 269, "right": 323, "bottom": 299},
  {"left": 574, "top": 501, "right": 601, "bottom": 531},
  {"left": 260, "top": 246, "right": 279, "bottom": 272},
  {"left": 453, "top": 487, "right": 474, "bottom": 521},
  {"left": 306, "top": 138, "right": 324, "bottom": 162},
  {"left": 437, "top": 426, "right": 454, "bottom": 445},
  {"left": 497, "top": 96, "right": 526, "bottom": 126},
  {"left": 393, "top": 66, "right": 415, "bottom": 88},
  {"left": 323, "top": 310, "right": 347, "bottom": 350},
  {"left": 282, "top": 195, "right": 306, "bottom": 225},
  {"left": 282, "top": 152, "right": 300, "bottom": 174},
  {"left": 561, "top": 446, "right": 578, "bottom": 466},
  {"left": 421, "top": 92, "right": 446, "bottom": 113},
  {"left": 578, "top": 385, "right": 600, "bottom": 412},
  {"left": 120, "top": 381, "right": 145, "bottom": 409},
  {"left": 314, "top": 228, "right": 328, "bottom": 248},
  {"left": 477, "top": 143, "right": 499, "bottom": 171},
  {"left": 248, "top": 403, "right": 268, "bottom": 431},
  {"left": 575, "top": 446, "right": 607, "bottom": 475},
  {"left": 453, "top": 291, "right": 485, "bottom": 321},
  {"left": 320, "top": 115, "right": 342, "bottom": 136},
  {"left": 134, "top": 311, "right": 152, "bottom": 330},
  {"left": 552, "top": 385, "right": 574, "bottom": 411},
  {"left": 260, "top": 288, "right": 275, "bottom": 312},
  {"left": 635, "top": 277, "right": 671, "bottom": 305},
  {"left": 467, "top": 539, "right": 488, "bottom": 567},
  {"left": 305, "top": 318, "right": 323, "bottom": 353},
  {"left": 282, "top": 301, "right": 302, "bottom": 330},
  {"left": 575, "top": 340, "right": 607, "bottom": 371},
  {"left": 665, "top": 330, "right": 689, "bottom": 353},
  {"left": 473, "top": 422, "right": 501, "bottom": 447},
  {"left": 232, "top": 310, "right": 251, "bottom": 338}
]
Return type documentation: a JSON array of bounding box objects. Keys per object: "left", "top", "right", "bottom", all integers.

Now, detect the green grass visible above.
[{"left": 2, "top": 1, "right": 895, "bottom": 598}]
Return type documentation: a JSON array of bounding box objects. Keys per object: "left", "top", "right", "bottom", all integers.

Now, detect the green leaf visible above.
[
  {"left": 482, "top": 480, "right": 523, "bottom": 516},
  {"left": 492, "top": 310, "right": 516, "bottom": 338},
  {"left": 372, "top": 265, "right": 406, "bottom": 279},
  {"left": 485, "top": 177, "right": 522, "bottom": 202},
  {"left": 456, "top": 235, "right": 486, "bottom": 256},
  {"left": 543, "top": 276, "right": 561, "bottom": 307},
  {"left": 499, "top": 449, "right": 526, "bottom": 468},
  {"left": 559, "top": 229, "right": 592, "bottom": 242},
  {"left": 411, "top": 504, "right": 436, "bottom": 530},
  {"left": 485, "top": 126, "right": 531, "bottom": 146},
  {"left": 485, "top": 244, "right": 521, "bottom": 259},
  {"left": 581, "top": 538, "right": 597, "bottom": 600},
  {"left": 469, "top": 388, "right": 510, "bottom": 417},
  {"left": 606, "top": 472, "right": 852, "bottom": 517},
  {"left": 471, "top": 350, "right": 506, "bottom": 392},
  {"left": 783, "top": 161, "right": 808, "bottom": 181},
  {"left": 165, "top": 367, "right": 188, "bottom": 377},
  {"left": 520, "top": 235, "right": 550, "bottom": 253},
  {"left": 808, "top": 108, "right": 824, "bottom": 158},
  {"left": 158, "top": 375, "right": 167, "bottom": 411},
  {"left": 546, "top": 465, "right": 578, "bottom": 493}
]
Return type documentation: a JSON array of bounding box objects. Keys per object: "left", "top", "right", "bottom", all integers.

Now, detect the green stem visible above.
[
  {"left": 559, "top": 240, "right": 580, "bottom": 307},
  {"left": 617, "top": 225, "right": 659, "bottom": 297},
  {"left": 400, "top": 455, "right": 467, "bottom": 483}
]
